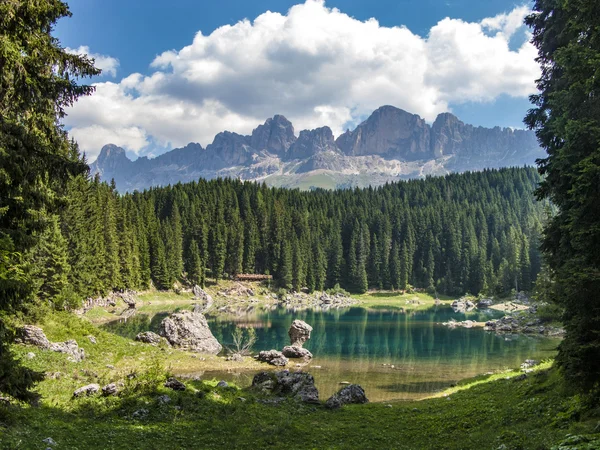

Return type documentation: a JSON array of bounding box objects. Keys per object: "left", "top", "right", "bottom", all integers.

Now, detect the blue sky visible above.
[{"left": 55, "top": 0, "right": 538, "bottom": 160}]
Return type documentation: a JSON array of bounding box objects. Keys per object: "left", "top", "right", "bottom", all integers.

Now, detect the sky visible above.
[{"left": 55, "top": 0, "right": 539, "bottom": 161}]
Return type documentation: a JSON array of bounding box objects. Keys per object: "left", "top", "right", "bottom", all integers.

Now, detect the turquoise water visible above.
[
  {"left": 103, "top": 305, "right": 559, "bottom": 401},
  {"left": 207, "top": 306, "right": 558, "bottom": 401}
]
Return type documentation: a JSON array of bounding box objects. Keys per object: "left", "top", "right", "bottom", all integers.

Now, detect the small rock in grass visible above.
[
  {"left": 132, "top": 408, "right": 148, "bottom": 419},
  {"left": 325, "top": 384, "right": 368, "bottom": 409},
  {"left": 216, "top": 380, "right": 228, "bottom": 388},
  {"left": 42, "top": 437, "right": 57, "bottom": 446},
  {"left": 106, "top": 364, "right": 115, "bottom": 369},
  {"left": 87, "top": 335, "right": 97, "bottom": 344},
  {"left": 157, "top": 394, "right": 171, "bottom": 404},
  {"left": 237, "top": 397, "right": 247, "bottom": 402},
  {"left": 164, "top": 377, "right": 186, "bottom": 391},
  {"left": 102, "top": 383, "right": 118, "bottom": 396},
  {"left": 73, "top": 383, "right": 100, "bottom": 398},
  {"left": 26, "top": 352, "right": 35, "bottom": 359}
]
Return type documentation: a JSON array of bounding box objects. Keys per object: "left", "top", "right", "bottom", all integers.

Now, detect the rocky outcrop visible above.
[
  {"left": 160, "top": 311, "right": 222, "bottom": 354},
  {"left": 90, "top": 106, "right": 543, "bottom": 193},
  {"left": 135, "top": 331, "right": 165, "bottom": 346},
  {"left": 337, "top": 106, "right": 430, "bottom": 160},
  {"left": 250, "top": 115, "right": 296, "bottom": 156},
  {"left": 325, "top": 384, "right": 368, "bottom": 409},
  {"left": 286, "top": 126, "right": 339, "bottom": 161},
  {"left": 50, "top": 340, "right": 85, "bottom": 362},
  {"left": 288, "top": 320, "right": 312, "bottom": 347},
  {"left": 257, "top": 350, "right": 288, "bottom": 366},
  {"left": 252, "top": 370, "right": 319, "bottom": 403},
  {"left": 17, "top": 326, "right": 85, "bottom": 362},
  {"left": 73, "top": 384, "right": 100, "bottom": 398},
  {"left": 18, "top": 325, "right": 51, "bottom": 349}
]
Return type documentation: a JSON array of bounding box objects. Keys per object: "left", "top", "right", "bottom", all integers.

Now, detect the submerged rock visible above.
[
  {"left": 325, "top": 384, "right": 368, "bottom": 409},
  {"left": 288, "top": 320, "right": 312, "bottom": 347},
  {"left": 257, "top": 350, "right": 288, "bottom": 366},
  {"left": 282, "top": 345, "right": 313, "bottom": 359},
  {"left": 160, "top": 310, "right": 222, "bottom": 354}
]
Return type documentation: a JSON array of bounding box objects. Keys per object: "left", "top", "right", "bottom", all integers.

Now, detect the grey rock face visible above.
[
  {"left": 135, "top": 331, "right": 164, "bottom": 346},
  {"left": 325, "top": 384, "right": 368, "bottom": 409},
  {"left": 90, "top": 106, "right": 544, "bottom": 193},
  {"left": 250, "top": 115, "right": 296, "bottom": 156},
  {"left": 257, "top": 350, "right": 288, "bottom": 366},
  {"left": 73, "top": 384, "right": 100, "bottom": 398},
  {"left": 164, "top": 377, "right": 186, "bottom": 391},
  {"left": 287, "top": 126, "right": 339, "bottom": 160},
  {"left": 282, "top": 345, "right": 313, "bottom": 359},
  {"left": 252, "top": 370, "right": 319, "bottom": 403},
  {"left": 288, "top": 320, "right": 312, "bottom": 347},
  {"left": 336, "top": 106, "right": 430, "bottom": 160},
  {"left": 160, "top": 310, "right": 222, "bottom": 354},
  {"left": 18, "top": 325, "right": 51, "bottom": 349}
]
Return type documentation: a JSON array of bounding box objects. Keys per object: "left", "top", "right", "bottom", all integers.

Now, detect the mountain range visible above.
[{"left": 90, "top": 105, "right": 543, "bottom": 191}]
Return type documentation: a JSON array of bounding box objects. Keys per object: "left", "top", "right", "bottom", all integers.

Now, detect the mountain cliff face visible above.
[{"left": 90, "top": 105, "right": 543, "bottom": 191}]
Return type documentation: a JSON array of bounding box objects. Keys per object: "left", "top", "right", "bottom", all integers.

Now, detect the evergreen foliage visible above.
[
  {"left": 525, "top": 0, "right": 600, "bottom": 390},
  {"left": 0, "top": 0, "right": 99, "bottom": 400},
  {"left": 40, "top": 168, "right": 545, "bottom": 302}
]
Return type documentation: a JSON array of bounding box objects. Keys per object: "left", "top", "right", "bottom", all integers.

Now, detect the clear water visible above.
[{"left": 103, "top": 305, "right": 559, "bottom": 402}]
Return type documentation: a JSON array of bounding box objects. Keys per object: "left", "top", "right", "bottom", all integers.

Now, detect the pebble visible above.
[{"left": 340, "top": 381, "right": 351, "bottom": 385}]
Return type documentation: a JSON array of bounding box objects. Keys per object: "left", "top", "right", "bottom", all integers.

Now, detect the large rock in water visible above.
[
  {"left": 257, "top": 350, "right": 288, "bottom": 366},
  {"left": 282, "top": 345, "right": 313, "bottom": 359},
  {"left": 288, "top": 320, "right": 312, "bottom": 347},
  {"left": 325, "top": 384, "right": 368, "bottom": 409},
  {"left": 160, "top": 310, "right": 222, "bottom": 354}
]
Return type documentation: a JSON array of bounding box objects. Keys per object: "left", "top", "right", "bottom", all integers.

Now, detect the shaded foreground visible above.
[{"left": 1, "top": 313, "right": 599, "bottom": 449}]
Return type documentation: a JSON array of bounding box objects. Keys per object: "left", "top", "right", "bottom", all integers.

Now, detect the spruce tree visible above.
[{"left": 525, "top": 0, "right": 600, "bottom": 389}]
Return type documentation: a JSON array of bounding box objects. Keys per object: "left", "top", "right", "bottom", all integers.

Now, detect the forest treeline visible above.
[{"left": 30, "top": 165, "right": 546, "bottom": 307}]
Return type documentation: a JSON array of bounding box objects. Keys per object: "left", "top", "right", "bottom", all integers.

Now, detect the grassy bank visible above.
[
  {"left": 354, "top": 291, "right": 453, "bottom": 311},
  {"left": 1, "top": 313, "right": 598, "bottom": 449}
]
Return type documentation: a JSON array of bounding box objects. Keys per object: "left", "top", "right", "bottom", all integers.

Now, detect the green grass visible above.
[{"left": 2, "top": 313, "right": 599, "bottom": 449}]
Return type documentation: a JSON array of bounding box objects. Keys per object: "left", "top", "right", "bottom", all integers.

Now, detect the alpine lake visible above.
[{"left": 101, "top": 301, "right": 559, "bottom": 403}]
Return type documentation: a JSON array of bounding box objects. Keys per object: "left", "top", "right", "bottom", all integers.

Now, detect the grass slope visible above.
[{"left": 1, "top": 314, "right": 599, "bottom": 449}]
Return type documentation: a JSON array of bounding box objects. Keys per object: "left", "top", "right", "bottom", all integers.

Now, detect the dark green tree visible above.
[
  {"left": 525, "top": 0, "right": 600, "bottom": 389},
  {"left": 0, "top": 0, "right": 98, "bottom": 401}
]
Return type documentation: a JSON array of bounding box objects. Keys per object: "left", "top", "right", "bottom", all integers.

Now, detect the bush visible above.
[{"left": 326, "top": 283, "right": 349, "bottom": 297}]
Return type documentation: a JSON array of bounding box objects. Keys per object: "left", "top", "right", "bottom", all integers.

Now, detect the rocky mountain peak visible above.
[
  {"left": 287, "top": 126, "right": 338, "bottom": 160},
  {"left": 206, "top": 131, "right": 253, "bottom": 168},
  {"left": 250, "top": 114, "right": 296, "bottom": 156},
  {"left": 92, "top": 144, "right": 131, "bottom": 175},
  {"left": 336, "top": 105, "right": 430, "bottom": 160}
]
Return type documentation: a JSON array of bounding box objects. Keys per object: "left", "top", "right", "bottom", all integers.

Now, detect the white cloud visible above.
[
  {"left": 65, "top": 1, "right": 539, "bottom": 161},
  {"left": 65, "top": 46, "right": 120, "bottom": 77}
]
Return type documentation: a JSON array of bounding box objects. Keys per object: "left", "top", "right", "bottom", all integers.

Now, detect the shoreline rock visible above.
[{"left": 160, "top": 310, "right": 222, "bottom": 354}]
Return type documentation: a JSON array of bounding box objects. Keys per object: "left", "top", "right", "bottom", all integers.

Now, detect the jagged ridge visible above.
[{"left": 90, "top": 105, "right": 542, "bottom": 191}]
